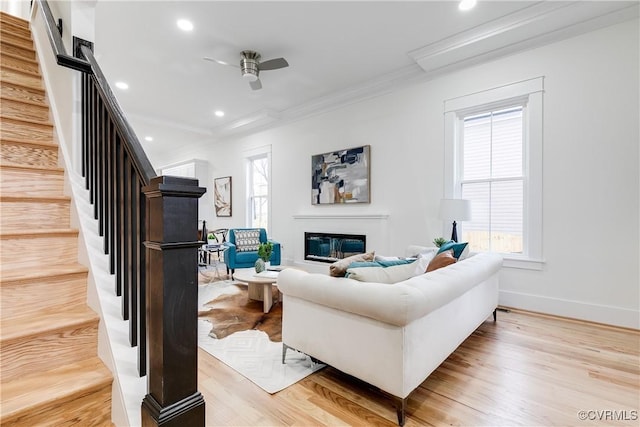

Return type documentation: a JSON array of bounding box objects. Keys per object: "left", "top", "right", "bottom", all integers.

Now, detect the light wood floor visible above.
[{"left": 198, "top": 309, "right": 639, "bottom": 426}]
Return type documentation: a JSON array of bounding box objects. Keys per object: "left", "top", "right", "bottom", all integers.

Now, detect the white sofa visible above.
[{"left": 277, "top": 247, "right": 503, "bottom": 425}]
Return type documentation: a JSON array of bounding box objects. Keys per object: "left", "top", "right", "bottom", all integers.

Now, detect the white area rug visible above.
[{"left": 197, "top": 280, "right": 325, "bottom": 394}]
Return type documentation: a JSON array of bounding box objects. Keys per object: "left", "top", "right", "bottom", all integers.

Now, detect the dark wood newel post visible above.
[{"left": 141, "top": 176, "right": 206, "bottom": 427}]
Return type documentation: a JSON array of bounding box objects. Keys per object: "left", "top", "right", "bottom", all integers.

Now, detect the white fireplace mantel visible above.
[{"left": 292, "top": 214, "right": 389, "bottom": 220}]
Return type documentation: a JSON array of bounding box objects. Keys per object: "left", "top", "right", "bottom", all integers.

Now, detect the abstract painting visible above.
[
  {"left": 214, "top": 176, "right": 232, "bottom": 216},
  {"left": 311, "top": 145, "right": 370, "bottom": 204}
]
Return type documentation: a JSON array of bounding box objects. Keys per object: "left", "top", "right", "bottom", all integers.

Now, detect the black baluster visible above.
[
  {"left": 138, "top": 184, "right": 147, "bottom": 377},
  {"left": 122, "top": 156, "right": 131, "bottom": 321},
  {"left": 129, "top": 165, "right": 138, "bottom": 347}
]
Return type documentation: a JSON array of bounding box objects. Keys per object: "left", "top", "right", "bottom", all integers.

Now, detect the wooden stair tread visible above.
[
  {"left": 0, "top": 304, "right": 99, "bottom": 342},
  {"left": 1, "top": 83, "right": 47, "bottom": 109},
  {"left": 0, "top": 114, "right": 52, "bottom": 127},
  {"left": 0, "top": 357, "right": 112, "bottom": 422},
  {"left": 0, "top": 27, "right": 32, "bottom": 42},
  {"left": 0, "top": 163, "right": 63, "bottom": 173},
  {"left": 0, "top": 67, "right": 43, "bottom": 91},
  {"left": 0, "top": 263, "right": 89, "bottom": 283},
  {"left": 0, "top": 21, "right": 30, "bottom": 39},
  {"left": 0, "top": 78, "right": 45, "bottom": 96},
  {"left": 0, "top": 228, "right": 78, "bottom": 239},
  {"left": 0, "top": 93, "right": 47, "bottom": 108},
  {"left": 1, "top": 61, "right": 41, "bottom": 78},
  {"left": 0, "top": 50, "right": 39, "bottom": 66},
  {"left": 0, "top": 138, "right": 57, "bottom": 149},
  {"left": 0, "top": 30, "right": 34, "bottom": 50},
  {"left": 0, "top": 194, "right": 71, "bottom": 202}
]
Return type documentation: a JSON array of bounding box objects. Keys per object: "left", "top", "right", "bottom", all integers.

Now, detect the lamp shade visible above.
[{"left": 439, "top": 198, "right": 472, "bottom": 221}]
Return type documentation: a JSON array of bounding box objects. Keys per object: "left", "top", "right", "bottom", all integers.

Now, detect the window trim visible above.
[{"left": 444, "top": 77, "right": 544, "bottom": 270}]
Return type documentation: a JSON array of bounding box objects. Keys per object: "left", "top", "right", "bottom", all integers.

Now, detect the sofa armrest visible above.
[
  {"left": 223, "top": 242, "right": 237, "bottom": 267},
  {"left": 268, "top": 240, "right": 281, "bottom": 265}
]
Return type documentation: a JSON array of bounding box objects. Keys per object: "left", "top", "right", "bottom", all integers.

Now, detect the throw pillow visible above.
[
  {"left": 437, "top": 240, "right": 468, "bottom": 259},
  {"left": 414, "top": 250, "right": 435, "bottom": 276},
  {"left": 329, "top": 251, "right": 375, "bottom": 277},
  {"left": 426, "top": 249, "right": 457, "bottom": 272},
  {"left": 234, "top": 229, "right": 261, "bottom": 252},
  {"left": 347, "top": 259, "right": 414, "bottom": 270},
  {"left": 347, "top": 261, "right": 418, "bottom": 284}
]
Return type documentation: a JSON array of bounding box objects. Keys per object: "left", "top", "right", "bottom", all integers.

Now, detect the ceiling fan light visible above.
[
  {"left": 242, "top": 72, "right": 258, "bottom": 82},
  {"left": 458, "top": 0, "right": 477, "bottom": 11}
]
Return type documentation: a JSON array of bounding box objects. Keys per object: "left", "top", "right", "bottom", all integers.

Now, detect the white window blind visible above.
[{"left": 461, "top": 107, "right": 524, "bottom": 254}]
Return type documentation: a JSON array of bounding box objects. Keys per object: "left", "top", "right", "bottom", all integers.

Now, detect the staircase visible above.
[{"left": 0, "top": 11, "right": 113, "bottom": 426}]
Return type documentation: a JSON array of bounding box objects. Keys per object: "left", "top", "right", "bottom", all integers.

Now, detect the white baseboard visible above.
[{"left": 499, "top": 290, "right": 640, "bottom": 329}]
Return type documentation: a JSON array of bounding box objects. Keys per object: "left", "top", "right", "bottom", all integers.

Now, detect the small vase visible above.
[{"left": 255, "top": 258, "right": 266, "bottom": 273}]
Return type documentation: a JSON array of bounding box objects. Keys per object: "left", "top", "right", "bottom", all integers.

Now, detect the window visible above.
[
  {"left": 444, "top": 77, "right": 543, "bottom": 269},
  {"left": 247, "top": 153, "right": 269, "bottom": 230},
  {"left": 461, "top": 106, "right": 524, "bottom": 254}
]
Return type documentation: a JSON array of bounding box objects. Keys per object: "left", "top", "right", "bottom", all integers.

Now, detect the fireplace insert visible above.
[{"left": 304, "top": 232, "right": 366, "bottom": 263}]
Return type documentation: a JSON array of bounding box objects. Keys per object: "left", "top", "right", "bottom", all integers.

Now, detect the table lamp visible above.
[{"left": 439, "top": 199, "right": 472, "bottom": 242}]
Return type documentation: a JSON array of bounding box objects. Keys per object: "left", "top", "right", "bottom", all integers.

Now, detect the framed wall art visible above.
[
  {"left": 214, "top": 176, "right": 232, "bottom": 217},
  {"left": 311, "top": 145, "right": 370, "bottom": 204}
]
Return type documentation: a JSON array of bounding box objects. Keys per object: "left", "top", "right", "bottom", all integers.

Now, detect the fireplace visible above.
[{"left": 304, "top": 232, "right": 366, "bottom": 263}]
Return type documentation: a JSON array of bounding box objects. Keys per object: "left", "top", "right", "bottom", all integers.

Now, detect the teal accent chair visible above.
[{"left": 223, "top": 228, "right": 281, "bottom": 275}]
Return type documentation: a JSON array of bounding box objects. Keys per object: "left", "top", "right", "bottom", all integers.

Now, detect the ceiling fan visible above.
[{"left": 204, "top": 50, "right": 289, "bottom": 90}]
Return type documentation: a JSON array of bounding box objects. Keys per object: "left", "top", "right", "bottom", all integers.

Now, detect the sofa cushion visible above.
[
  {"left": 437, "top": 240, "right": 468, "bottom": 259},
  {"left": 427, "top": 249, "right": 457, "bottom": 272},
  {"left": 234, "top": 229, "right": 261, "bottom": 252},
  {"left": 347, "top": 261, "right": 418, "bottom": 284},
  {"left": 329, "top": 251, "right": 375, "bottom": 277}
]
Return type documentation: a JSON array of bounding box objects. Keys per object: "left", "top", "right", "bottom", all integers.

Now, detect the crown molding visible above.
[
  {"left": 408, "top": 1, "right": 639, "bottom": 74},
  {"left": 215, "top": 108, "right": 281, "bottom": 135},
  {"left": 127, "top": 112, "right": 213, "bottom": 137}
]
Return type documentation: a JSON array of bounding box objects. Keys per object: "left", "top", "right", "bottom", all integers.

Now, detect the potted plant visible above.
[
  {"left": 207, "top": 233, "right": 217, "bottom": 245},
  {"left": 255, "top": 241, "right": 273, "bottom": 272},
  {"left": 433, "top": 237, "right": 447, "bottom": 248}
]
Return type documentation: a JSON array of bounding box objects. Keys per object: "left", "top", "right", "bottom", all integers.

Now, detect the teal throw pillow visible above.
[
  {"left": 348, "top": 259, "right": 414, "bottom": 270},
  {"left": 348, "top": 261, "right": 381, "bottom": 269},
  {"left": 437, "top": 240, "right": 468, "bottom": 259}
]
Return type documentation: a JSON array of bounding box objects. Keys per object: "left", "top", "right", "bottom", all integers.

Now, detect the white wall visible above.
[{"left": 159, "top": 20, "right": 639, "bottom": 328}]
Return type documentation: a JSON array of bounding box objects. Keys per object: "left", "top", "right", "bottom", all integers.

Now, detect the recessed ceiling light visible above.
[
  {"left": 214, "top": 110, "right": 225, "bottom": 117},
  {"left": 144, "top": 136, "right": 153, "bottom": 142},
  {"left": 115, "top": 81, "right": 129, "bottom": 90},
  {"left": 177, "top": 19, "right": 194, "bottom": 32},
  {"left": 459, "top": 0, "right": 477, "bottom": 11}
]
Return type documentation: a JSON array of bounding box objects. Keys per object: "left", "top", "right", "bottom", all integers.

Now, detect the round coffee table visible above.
[{"left": 232, "top": 268, "right": 279, "bottom": 313}]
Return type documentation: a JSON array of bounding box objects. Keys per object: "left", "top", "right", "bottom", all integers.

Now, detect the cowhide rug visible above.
[{"left": 198, "top": 284, "right": 282, "bottom": 342}]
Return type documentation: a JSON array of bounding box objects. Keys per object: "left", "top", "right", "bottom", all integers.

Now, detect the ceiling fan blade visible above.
[
  {"left": 249, "top": 78, "right": 262, "bottom": 90},
  {"left": 258, "top": 57, "right": 289, "bottom": 71},
  {"left": 203, "top": 57, "right": 239, "bottom": 68}
]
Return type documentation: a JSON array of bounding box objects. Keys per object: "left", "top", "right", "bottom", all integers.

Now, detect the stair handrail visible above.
[{"left": 35, "top": 0, "right": 91, "bottom": 73}]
